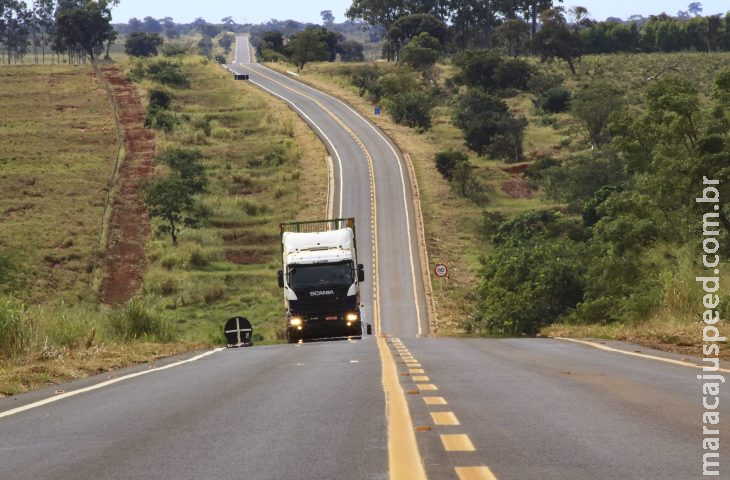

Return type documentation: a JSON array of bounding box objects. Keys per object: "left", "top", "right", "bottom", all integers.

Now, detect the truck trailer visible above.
[{"left": 278, "top": 218, "right": 365, "bottom": 343}]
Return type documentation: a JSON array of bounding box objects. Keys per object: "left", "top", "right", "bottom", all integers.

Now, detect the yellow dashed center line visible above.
[
  {"left": 455, "top": 466, "right": 498, "bottom": 480},
  {"left": 389, "top": 337, "right": 499, "bottom": 479},
  {"left": 441, "top": 434, "right": 476, "bottom": 452},
  {"left": 431, "top": 411, "right": 459, "bottom": 425}
]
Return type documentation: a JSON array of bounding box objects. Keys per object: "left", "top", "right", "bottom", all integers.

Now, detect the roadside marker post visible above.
[{"left": 434, "top": 263, "right": 448, "bottom": 293}]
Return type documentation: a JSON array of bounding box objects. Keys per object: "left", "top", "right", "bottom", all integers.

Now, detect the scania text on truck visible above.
[{"left": 278, "top": 218, "right": 365, "bottom": 343}]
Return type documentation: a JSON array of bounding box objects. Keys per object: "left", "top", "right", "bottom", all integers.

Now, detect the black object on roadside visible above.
[{"left": 224, "top": 316, "right": 253, "bottom": 347}]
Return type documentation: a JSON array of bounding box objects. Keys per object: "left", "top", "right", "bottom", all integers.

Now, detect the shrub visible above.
[
  {"left": 386, "top": 91, "right": 435, "bottom": 130},
  {"left": 539, "top": 86, "right": 572, "bottom": 113},
  {"left": 148, "top": 89, "right": 172, "bottom": 110},
  {"left": 435, "top": 150, "right": 469, "bottom": 180},
  {"left": 161, "top": 43, "right": 189, "bottom": 57},
  {"left": 146, "top": 61, "right": 190, "bottom": 88},
  {"left": 125, "top": 32, "right": 163, "bottom": 57},
  {"left": 493, "top": 58, "right": 532, "bottom": 90},
  {"left": 145, "top": 110, "right": 178, "bottom": 132}
]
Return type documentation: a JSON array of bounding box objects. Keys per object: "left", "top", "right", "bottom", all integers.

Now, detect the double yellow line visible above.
[{"left": 234, "top": 64, "right": 426, "bottom": 479}]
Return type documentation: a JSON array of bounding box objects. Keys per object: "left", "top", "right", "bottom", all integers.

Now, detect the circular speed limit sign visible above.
[{"left": 434, "top": 264, "right": 448, "bottom": 278}]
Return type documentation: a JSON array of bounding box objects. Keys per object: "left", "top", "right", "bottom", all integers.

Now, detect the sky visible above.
[{"left": 110, "top": 1, "right": 730, "bottom": 25}]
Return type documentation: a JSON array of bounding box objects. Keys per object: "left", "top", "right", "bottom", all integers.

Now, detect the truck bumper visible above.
[{"left": 287, "top": 319, "right": 362, "bottom": 342}]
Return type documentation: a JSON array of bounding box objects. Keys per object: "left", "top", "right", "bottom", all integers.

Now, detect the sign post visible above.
[
  {"left": 224, "top": 316, "right": 253, "bottom": 348},
  {"left": 434, "top": 263, "right": 448, "bottom": 293}
]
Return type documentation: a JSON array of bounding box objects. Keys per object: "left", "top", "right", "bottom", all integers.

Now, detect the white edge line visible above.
[
  {"left": 557, "top": 337, "right": 730, "bottom": 373},
  {"left": 257, "top": 66, "right": 424, "bottom": 336},
  {"left": 0, "top": 348, "right": 225, "bottom": 419}
]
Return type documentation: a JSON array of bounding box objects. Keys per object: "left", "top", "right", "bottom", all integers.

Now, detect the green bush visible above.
[
  {"left": 146, "top": 61, "right": 190, "bottom": 88},
  {"left": 386, "top": 91, "right": 435, "bottom": 130},
  {"left": 149, "top": 89, "right": 172, "bottom": 110},
  {"left": 161, "top": 43, "right": 189, "bottom": 57},
  {"left": 435, "top": 150, "right": 469, "bottom": 180},
  {"left": 145, "top": 109, "right": 178, "bottom": 132},
  {"left": 539, "top": 86, "right": 572, "bottom": 113}
]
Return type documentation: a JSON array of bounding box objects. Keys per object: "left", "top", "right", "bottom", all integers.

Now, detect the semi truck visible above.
[{"left": 278, "top": 218, "right": 366, "bottom": 343}]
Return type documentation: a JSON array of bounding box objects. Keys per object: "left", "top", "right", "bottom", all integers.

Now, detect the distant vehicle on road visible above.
[{"left": 278, "top": 218, "right": 366, "bottom": 343}]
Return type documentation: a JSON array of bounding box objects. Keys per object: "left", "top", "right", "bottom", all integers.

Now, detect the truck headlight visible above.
[
  {"left": 290, "top": 317, "right": 302, "bottom": 326},
  {"left": 346, "top": 313, "right": 358, "bottom": 322}
]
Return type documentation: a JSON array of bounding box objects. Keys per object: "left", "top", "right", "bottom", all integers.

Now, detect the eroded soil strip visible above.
[{"left": 98, "top": 66, "right": 155, "bottom": 305}]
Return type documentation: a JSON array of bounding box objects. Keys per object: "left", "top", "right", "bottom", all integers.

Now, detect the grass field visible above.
[{"left": 0, "top": 65, "right": 117, "bottom": 304}]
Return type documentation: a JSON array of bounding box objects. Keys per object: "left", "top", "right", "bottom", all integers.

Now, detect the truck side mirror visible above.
[
  {"left": 357, "top": 264, "right": 365, "bottom": 283},
  {"left": 278, "top": 270, "right": 284, "bottom": 288}
]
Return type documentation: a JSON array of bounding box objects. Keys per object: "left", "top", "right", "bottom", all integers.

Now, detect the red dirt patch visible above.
[
  {"left": 98, "top": 66, "right": 155, "bottom": 305},
  {"left": 224, "top": 250, "right": 268, "bottom": 264},
  {"left": 500, "top": 163, "right": 536, "bottom": 199},
  {"left": 500, "top": 163, "right": 530, "bottom": 175}
]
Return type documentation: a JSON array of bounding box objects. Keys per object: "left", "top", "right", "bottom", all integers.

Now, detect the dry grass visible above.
[
  {"left": 0, "top": 342, "right": 204, "bottom": 396},
  {"left": 0, "top": 65, "right": 117, "bottom": 303}
]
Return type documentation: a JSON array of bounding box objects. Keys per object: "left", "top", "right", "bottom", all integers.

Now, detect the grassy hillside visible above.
[
  {"left": 130, "top": 55, "right": 327, "bottom": 343},
  {"left": 0, "top": 55, "right": 328, "bottom": 394}
]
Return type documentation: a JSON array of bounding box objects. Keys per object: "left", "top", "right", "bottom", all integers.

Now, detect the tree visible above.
[
  {"left": 1, "top": 1, "right": 31, "bottom": 64},
  {"left": 571, "top": 81, "right": 624, "bottom": 146},
  {"left": 127, "top": 17, "right": 142, "bottom": 31},
  {"left": 435, "top": 149, "right": 469, "bottom": 180},
  {"left": 161, "top": 17, "right": 178, "bottom": 39},
  {"left": 142, "top": 16, "right": 162, "bottom": 33},
  {"left": 687, "top": 2, "right": 703, "bottom": 16},
  {"left": 517, "top": 0, "right": 563, "bottom": 36},
  {"left": 336, "top": 40, "right": 365, "bottom": 61},
  {"left": 285, "top": 28, "right": 328, "bottom": 70},
  {"left": 54, "top": 0, "right": 118, "bottom": 60},
  {"left": 452, "top": 88, "right": 524, "bottom": 156},
  {"left": 320, "top": 10, "right": 334, "bottom": 25},
  {"left": 34, "top": 0, "right": 55, "bottom": 63},
  {"left": 531, "top": 6, "right": 582, "bottom": 74},
  {"left": 144, "top": 175, "right": 196, "bottom": 245},
  {"left": 383, "top": 13, "right": 447, "bottom": 59},
  {"left": 346, "top": 0, "right": 450, "bottom": 28},
  {"left": 124, "top": 32, "right": 162, "bottom": 57},
  {"left": 494, "top": 18, "right": 531, "bottom": 56},
  {"left": 221, "top": 16, "right": 236, "bottom": 28},
  {"left": 145, "top": 148, "right": 208, "bottom": 244},
  {"left": 197, "top": 35, "right": 213, "bottom": 58},
  {"left": 218, "top": 32, "right": 234, "bottom": 54},
  {"left": 386, "top": 90, "right": 436, "bottom": 129},
  {"left": 399, "top": 31, "right": 440, "bottom": 69}
]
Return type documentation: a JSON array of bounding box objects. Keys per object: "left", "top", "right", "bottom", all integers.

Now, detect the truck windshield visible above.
[{"left": 288, "top": 261, "right": 354, "bottom": 289}]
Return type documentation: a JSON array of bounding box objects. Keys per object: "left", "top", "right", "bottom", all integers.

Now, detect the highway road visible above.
[{"left": 1, "top": 34, "right": 728, "bottom": 480}]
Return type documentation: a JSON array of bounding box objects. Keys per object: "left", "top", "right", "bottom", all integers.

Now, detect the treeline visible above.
[
  {"left": 0, "top": 0, "right": 117, "bottom": 64},
  {"left": 345, "top": 1, "right": 730, "bottom": 62}
]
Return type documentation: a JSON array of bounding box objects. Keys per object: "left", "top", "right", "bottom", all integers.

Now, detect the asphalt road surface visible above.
[{"left": 1, "top": 35, "right": 727, "bottom": 480}]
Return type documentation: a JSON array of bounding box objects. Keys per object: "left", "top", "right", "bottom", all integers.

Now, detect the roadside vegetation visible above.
[
  {"left": 265, "top": 19, "right": 730, "bottom": 356},
  {"left": 0, "top": 32, "right": 326, "bottom": 395}
]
